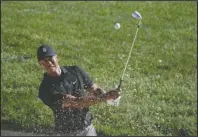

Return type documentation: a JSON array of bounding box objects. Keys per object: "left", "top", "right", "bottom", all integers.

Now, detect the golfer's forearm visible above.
[
  {"left": 62, "top": 94, "right": 107, "bottom": 108},
  {"left": 88, "top": 84, "right": 106, "bottom": 96},
  {"left": 77, "top": 95, "right": 106, "bottom": 105},
  {"left": 95, "top": 87, "right": 106, "bottom": 94}
]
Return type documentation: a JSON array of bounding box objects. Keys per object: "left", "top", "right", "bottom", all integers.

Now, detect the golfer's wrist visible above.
[
  {"left": 97, "top": 93, "right": 108, "bottom": 102},
  {"left": 95, "top": 88, "right": 106, "bottom": 95}
]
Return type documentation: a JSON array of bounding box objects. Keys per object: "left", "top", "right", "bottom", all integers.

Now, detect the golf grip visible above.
[{"left": 116, "top": 78, "right": 123, "bottom": 91}]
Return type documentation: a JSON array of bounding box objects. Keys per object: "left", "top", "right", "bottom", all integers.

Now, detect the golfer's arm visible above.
[
  {"left": 61, "top": 94, "right": 107, "bottom": 108},
  {"left": 61, "top": 84, "right": 107, "bottom": 108},
  {"left": 87, "top": 83, "right": 106, "bottom": 96}
]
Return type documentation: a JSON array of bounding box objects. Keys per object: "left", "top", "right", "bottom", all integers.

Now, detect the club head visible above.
[{"left": 132, "top": 11, "right": 142, "bottom": 20}]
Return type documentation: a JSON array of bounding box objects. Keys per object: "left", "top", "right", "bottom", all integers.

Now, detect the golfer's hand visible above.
[
  {"left": 61, "top": 94, "right": 79, "bottom": 108},
  {"left": 105, "top": 89, "right": 121, "bottom": 106},
  {"left": 104, "top": 89, "right": 120, "bottom": 100},
  {"left": 106, "top": 96, "right": 121, "bottom": 106}
]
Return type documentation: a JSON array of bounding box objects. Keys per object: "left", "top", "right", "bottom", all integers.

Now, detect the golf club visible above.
[{"left": 117, "top": 11, "right": 142, "bottom": 91}]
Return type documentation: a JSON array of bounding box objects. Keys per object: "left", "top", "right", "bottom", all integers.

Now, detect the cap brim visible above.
[{"left": 38, "top": 53, "right": 56, "bottom": 61}]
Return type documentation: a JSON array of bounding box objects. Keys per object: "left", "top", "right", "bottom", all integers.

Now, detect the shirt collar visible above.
[{"left": 60, "top": 66, "right": 68, "bottom": 74}]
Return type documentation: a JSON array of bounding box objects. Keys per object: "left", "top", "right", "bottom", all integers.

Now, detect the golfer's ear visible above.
[
  {"left": 55, "top": 55, "right": 58, "bottom": 60},
  {"left": 38, "top": 60, "right": 41, "bottom": 65},
  {"left": 38, "top": 60, "right": 43, "bottom": 66}
]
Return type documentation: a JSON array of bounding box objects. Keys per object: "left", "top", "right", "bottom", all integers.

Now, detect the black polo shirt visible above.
[{"left": 38, "top": 65, "right": 94, "bottom": 132}]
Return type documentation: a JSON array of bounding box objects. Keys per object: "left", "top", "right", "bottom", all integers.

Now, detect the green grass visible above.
[{"left": 1, "top": 1, "right": 197, "bottom": 136}]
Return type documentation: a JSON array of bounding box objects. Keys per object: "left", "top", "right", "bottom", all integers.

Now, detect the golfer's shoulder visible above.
[
  {"left": 39, "top": 72, "right": 56, "bottom": 89},
  {"left": 61, "top": 65, "right": 84, "bottom": 72},
  {"left": 39, "top": 73, "right": 48, "bottom": 84},
  {"left": 39, "top": 74, "right": 49, "bottom": 87}
]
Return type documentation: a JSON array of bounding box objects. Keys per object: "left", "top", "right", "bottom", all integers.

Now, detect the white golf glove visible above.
[{"left": 106, "top": 96, "right": 121, "bottom": 106}]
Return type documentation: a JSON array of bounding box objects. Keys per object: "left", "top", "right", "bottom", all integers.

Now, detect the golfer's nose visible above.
[{"left": 46, "top": 60, "right": 53, "bottom": 65}]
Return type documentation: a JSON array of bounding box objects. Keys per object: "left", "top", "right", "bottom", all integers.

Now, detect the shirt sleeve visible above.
[
  {"left": 38, "top": 82, "right": 53, "bottom": 107},
  {"left": 74, "top": 66, "right": 94, "bottom": 89}
]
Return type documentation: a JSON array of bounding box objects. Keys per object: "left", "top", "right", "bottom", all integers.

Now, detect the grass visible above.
[{"left": 1, "top": 1, "right": 197, "bottom": 136}]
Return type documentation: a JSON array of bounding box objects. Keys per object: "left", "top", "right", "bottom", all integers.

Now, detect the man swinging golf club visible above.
[{"left": 37, "top": 45, "right": 120, "bottom": 136}]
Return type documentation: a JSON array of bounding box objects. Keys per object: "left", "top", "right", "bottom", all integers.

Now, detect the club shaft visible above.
[{"left": 120, "top": 21, "right": 141, "bottom": 82}]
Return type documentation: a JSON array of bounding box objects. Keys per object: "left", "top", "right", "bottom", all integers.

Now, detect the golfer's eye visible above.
[
  {"left": 40, "top": 56, "right": 56, "bottom": 64},
  {"left": 44, "top": 57, "right": 54, "bottom": 61},
  {"left": 40, "top": 60, "right": 51, "bottom": 64},
  {"left": 40, "top": 60, "right": 46, "bottom": 65}
]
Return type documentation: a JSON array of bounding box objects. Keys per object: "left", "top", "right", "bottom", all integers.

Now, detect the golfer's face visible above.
[{"left": 39, "top": 55, "right": 59, "bottom": 73}]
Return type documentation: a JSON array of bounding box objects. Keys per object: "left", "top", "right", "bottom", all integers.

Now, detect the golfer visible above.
[{"left": 37, "top": 45, "right": 120, "bottom": 136}]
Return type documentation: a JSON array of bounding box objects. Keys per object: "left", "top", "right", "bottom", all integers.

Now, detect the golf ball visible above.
[{"left": 114, "top": 23, "right": 120, "bottom": 29}]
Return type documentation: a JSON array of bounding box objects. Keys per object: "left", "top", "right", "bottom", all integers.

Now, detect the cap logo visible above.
[{"left": 42, "top": 48, "right": 47, "bottom": 52}]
